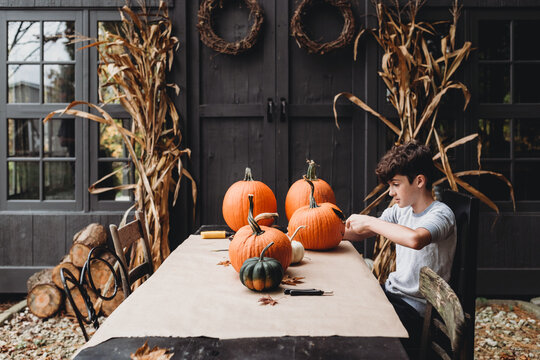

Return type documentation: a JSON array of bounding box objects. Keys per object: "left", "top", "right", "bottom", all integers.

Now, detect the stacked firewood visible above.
[{"left": 26, "top": 223, "right": 124, "bottom": 319}]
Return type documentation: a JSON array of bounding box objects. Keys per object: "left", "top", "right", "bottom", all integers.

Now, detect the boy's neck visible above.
[{"left": 411, "top": 191, "right": 435, "bottom": 214}]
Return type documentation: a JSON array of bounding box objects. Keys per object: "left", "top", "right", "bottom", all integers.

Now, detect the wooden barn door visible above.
[
  {"left": 190, "top": 0, "right": 369, "bottom": 227},
  {"left": 273, "top": 1, "right": 364, "bottom": 224}
]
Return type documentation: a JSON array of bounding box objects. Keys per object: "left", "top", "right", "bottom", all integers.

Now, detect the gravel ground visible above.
[
  {"left": 0, "top": 300, "right": 538, "bottom": 359},
  {"left": 0, "top": 307, "right": 103, "bottom": 360},
  {"left": 475, "top": 303, "right": 540, "bottom": 360}
]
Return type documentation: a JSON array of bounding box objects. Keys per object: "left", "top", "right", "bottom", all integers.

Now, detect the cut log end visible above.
[
  {"left": 101, "top": 288, "right": 125, "bottom": 316},
  {"left": 52, "top": 262, "right": 80, "bottom": 290},
  {"left": 70, "top": 244, "right": 91, "bottom": 268},
  {"left": 27, "top": 285, "right": 63, "bottom": 319},
  {"left": 64, "top": 286, "right": 98, "bottom": 318}
]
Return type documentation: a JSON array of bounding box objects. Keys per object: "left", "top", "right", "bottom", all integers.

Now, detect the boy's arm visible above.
[{"left": 345, "top": 214, "right": 432, "bottom": 250}]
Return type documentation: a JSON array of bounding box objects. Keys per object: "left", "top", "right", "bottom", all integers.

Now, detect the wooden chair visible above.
[
  {"left": 441, "top": 189, "right": 479, "bottom": 360},
  {"left": 109, "top": 210, "right": 153, "bottom": 297},
  {"left": 419, "top": 266, "right": 466, "bottom": 360}
]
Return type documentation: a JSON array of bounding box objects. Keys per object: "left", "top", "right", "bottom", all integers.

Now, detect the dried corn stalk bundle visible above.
[
  {"left": 46, "top": 1, "right": 197, "bottom": 271},
  {"left": 334, "top": 0, "right": 514, "bottom": 282}
]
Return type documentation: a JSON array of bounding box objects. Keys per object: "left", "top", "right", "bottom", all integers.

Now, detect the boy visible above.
[{"left": 344, "top": 140, "right": 456, "bottom": 355}]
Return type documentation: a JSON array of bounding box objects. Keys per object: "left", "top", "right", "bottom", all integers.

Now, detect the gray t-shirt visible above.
[{"left": 380, "top": 201, "right": 456, "bottom": 314}]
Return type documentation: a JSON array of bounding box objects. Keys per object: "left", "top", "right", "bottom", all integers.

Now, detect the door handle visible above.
[
  {"left": 267, "top": 98, "right": 274, "bottom": 122},
  {"left": 280, "top": 97, "right": 287, "bottom": 122}
]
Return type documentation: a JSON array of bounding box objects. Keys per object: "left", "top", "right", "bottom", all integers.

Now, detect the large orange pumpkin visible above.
[
  {"left": 288, "top": 179, "right": 345, "bottom": 250},
  {"left": 285, "top": 160, "right": 336, "bottom": 220},
  {"left": 222, "top": 167, "right": 277, "bottom": 231},
  {"left": 229, "top": 194, "right": 292, "bottom": 272}
]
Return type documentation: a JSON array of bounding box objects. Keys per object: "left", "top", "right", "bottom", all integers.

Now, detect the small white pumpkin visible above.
[{"left": 288, "top": 225, "right": 306, "bottom": 264}]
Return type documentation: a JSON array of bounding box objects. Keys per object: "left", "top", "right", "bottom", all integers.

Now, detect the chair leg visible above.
[{"left": 419, "top": 303, "right": 433, "bottom": 360}]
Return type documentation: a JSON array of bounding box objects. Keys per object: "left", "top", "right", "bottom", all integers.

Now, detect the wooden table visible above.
[{"left": 74, "top": 233, "right": 409, "bottom": 359}]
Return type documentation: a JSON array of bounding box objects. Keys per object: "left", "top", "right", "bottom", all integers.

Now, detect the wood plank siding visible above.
[{"left": 0, "top": 0, "right": 538, "bottom": 297}]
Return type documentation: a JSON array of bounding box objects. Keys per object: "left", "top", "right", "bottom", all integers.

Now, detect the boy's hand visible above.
[
  {"left": 346, "top": 214, "right": 372, "bottom": 233},
  {"left": 343, "top": 214, "right": 377, "bottom": 241}
]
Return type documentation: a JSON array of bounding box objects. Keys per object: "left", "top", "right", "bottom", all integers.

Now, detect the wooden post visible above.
[{"left": 27, "top": 269, "right": 64, "bottom": 319}]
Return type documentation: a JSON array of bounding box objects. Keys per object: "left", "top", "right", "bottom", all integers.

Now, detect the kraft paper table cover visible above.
[{"left": 80, "top": 235, "right": 408, "bottom": 351}]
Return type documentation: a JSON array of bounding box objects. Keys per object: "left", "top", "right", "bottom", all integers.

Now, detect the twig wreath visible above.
[
  {"left": 197, "top": 0, "right": 264, "bottom": 55},
  {"left": 291, "top": 0, "right": 356, "bottom": 55}
]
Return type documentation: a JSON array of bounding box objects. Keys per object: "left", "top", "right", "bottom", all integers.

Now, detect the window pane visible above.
[
  {"left": 514, "top": 64, "right": 540, "bottom": 103},
  {"left": 44, "top": 161, "right": 75, "bottom": 200},
  {"left": 8, "top": 161, "right": 39, "bottom": 199},
  {"left": 478, "top": 20, "right": 510, "bottom": 60},
  {"left": 99, "top": 120, "right": 129, "bottom": 158},
  {"left": 479, "top": 64, "right": 510, "bottom": 103},
  {"left": 44, "top": 119, "right": 75, "bottom": 157},
  {"left": 8, "top": 64, "right": 40, "bottom": 103},
  {"left": 514, "top": 118, "right": 540, "bottom": 158},
  {"left": 477, "top": 161, "right": 511, "bottom": 201},
  {"left": 514, "top": 20, "right": 540, "bottom": 60},
  {"left": 8, "top": 118, "right": 40, "bottom": 157},
  {"left": 98, "top": 65, "right": 121, "bottom": 104},
  {"left": 8, "top": 21, "right": 40, "bottom": 62},
  {"left": 98, "top": 21, "right": 125, "bottom": 54},
  {"left": 43, "top": 21, "right": 75, "bottom": 61},
  {"left": 478, "top": 118, "right": 510, "bottom": 158},
  {"left": 97, "top": 161, "right": 133, "bottom": 201},
  {"left": 44, "top": 64, "right": 75, "bottom": 103},
  {"left": 515, "top": 162, "right": 540, "bottom": 200}
]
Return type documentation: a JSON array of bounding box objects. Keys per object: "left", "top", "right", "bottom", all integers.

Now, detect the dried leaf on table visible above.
[
  {"left": 281, "top": 275, "right": 305, "bottom": 286},
  {"left": 217, "top": 260, "right": 231, "bottom": 266},
  {"left": 258, "top": 296, "right": 278, "bottom": 306},
  {"left": 130, "top": 341, "right": 174, "bottom": 360}
]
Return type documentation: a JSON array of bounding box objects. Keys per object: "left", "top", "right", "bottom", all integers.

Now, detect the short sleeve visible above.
[
  {"left": 379, "top": 204, "right": 398, "bottom": 224},
  {"left": 415, "top": 206, "right": 455, "bottom": 243}
]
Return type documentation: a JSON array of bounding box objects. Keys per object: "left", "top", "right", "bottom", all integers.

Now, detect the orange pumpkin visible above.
[
  {"left": 229, "top": 194, "right": 292, "bottom": 272},
  {"left": 222, "top": 167, "right": 277, "bottom": 231},
  {"left": 288, "top": 179, "right": 345, "bottom": 250},
  {"left": 285, "top": 160, "right": 336, "bottom": 220}
]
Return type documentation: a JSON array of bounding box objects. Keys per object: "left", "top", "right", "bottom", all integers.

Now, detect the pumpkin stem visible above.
[
  {"left": 305, "top": 160, "right": 318, "bottom": 181},
  {"left": 244, "top": 167, "right": 254, "bottom": 181},
  {"left": 306, "top": 179, "right": 319, "bottom": 209},
  {"left": 247, "top": 194, "right": 265, "bottom": 236},
  {"left": 259, "top": 241, "right": 274, "bottom": 261},
  {"left": 288, "top": 225, "right": 306, "bottom": 241}
]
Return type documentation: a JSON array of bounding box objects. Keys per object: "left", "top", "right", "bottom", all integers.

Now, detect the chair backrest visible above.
[
  {"left": 441, "top": 189, "right": 478, "bottom": 360},
  {"left": 419, "top": 266, "right": 466, "bottom": 360},
  {"left": 110, "top": 210, "right": 153, "bottom": 297}
]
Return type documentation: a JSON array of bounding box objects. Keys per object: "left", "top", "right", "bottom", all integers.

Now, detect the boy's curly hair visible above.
[{"left": 375, "top": 140, "right": 436, "bottom": 190}]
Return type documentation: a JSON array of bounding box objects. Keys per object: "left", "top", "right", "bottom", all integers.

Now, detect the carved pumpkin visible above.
[
  {"left": 229, "top": 194, "right": 292, "bottom": 272},
  {"left": 288, "top": 179, "right": 345, "bottom": 250},
  {"left": 285, "top": 160, "right": 336, "bottom": 220},
  {"left": 222, "top": 167, "right": 277, "bottom": 231},
  {"left": 239, "top": 242, "right": 284, "bottom": 292}
]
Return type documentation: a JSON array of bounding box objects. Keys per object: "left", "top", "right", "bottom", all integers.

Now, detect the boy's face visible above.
[{"left": 387, "top": 174, "right": 423, "bottom": 208}]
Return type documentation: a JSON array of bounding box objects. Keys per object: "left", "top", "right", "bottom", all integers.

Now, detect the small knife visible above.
[{"left": 284, "top": 289, "right": 333, "bottom": 296}]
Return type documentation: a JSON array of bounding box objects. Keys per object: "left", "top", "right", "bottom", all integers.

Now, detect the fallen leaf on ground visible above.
[
  {"left": 130, "top": 341, "right": 174, "bottom": 360},
  {"left": 217, "top": 260, "right": 231, "bottom": 266},
  {"left": 258, "top": 296, "right": 278, "bottom": 306},
  {"left": 281, "top": 275, "right": 305, "bottom": 285}
]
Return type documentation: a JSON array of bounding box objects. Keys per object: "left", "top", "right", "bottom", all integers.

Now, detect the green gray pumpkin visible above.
[{"left": 239, "top": 242, "right": 284, "bottom": 291}]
